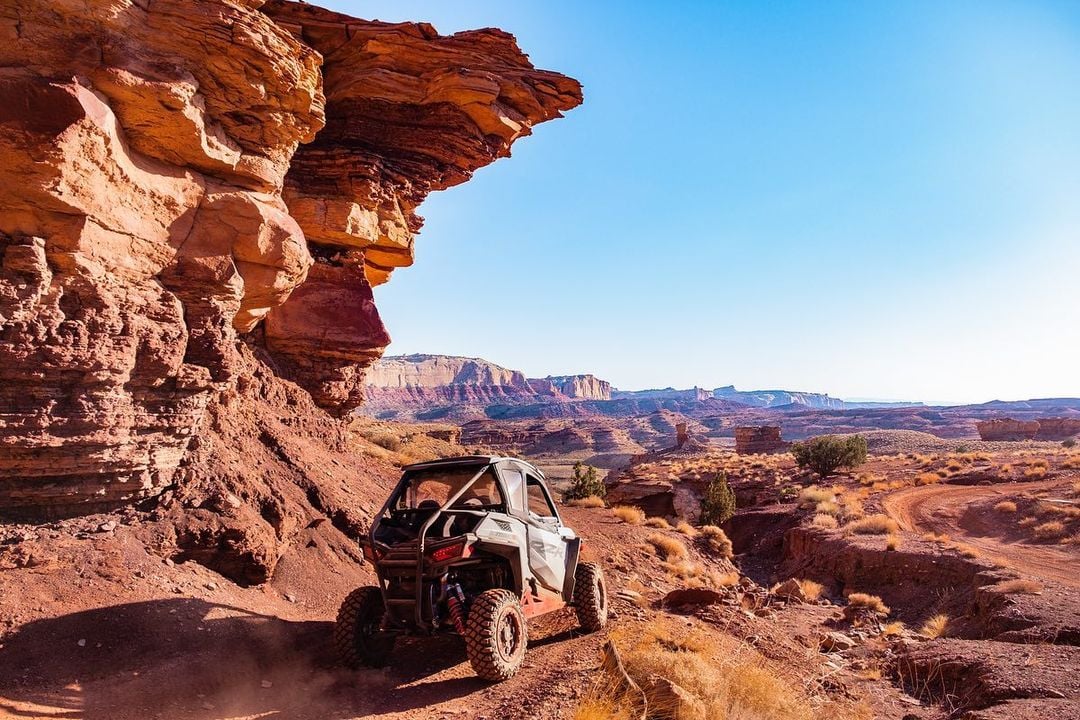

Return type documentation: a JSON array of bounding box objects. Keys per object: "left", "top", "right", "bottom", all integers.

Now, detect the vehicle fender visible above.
[
  {"left": 472, "top": 514, "right": 531, "bottom": 596},
  {"left": 561, "top": 536, "right": 581, "bottom": 602}
]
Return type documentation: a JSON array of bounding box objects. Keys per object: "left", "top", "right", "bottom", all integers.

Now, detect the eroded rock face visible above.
[
  {"left": 734, "top": 426, "right": 790, "bottom": 455},
  {"left": 260, "top": 1, "right": 582, "bottom": 410},
  {"left": 975, "top": 418, "right": 1080, "bottom": 442},
  {"left": 0, "top": 0, "right": 581, "bottom": 518}
]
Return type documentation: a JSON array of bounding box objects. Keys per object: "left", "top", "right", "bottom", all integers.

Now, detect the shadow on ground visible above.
[{"left": 0, "top": 599, "right": 489, "bottom": 720}]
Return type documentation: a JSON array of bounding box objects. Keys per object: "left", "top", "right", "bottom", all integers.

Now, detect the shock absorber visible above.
[{"left": 446, "top": 583, "right": 467, "bottom": 635}]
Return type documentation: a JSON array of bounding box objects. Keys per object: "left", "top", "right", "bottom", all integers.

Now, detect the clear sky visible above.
[{"left": 322, "top": 1, "right": 1080, "bottom": 404}]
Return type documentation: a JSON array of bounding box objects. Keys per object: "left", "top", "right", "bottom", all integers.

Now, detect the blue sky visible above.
[{"left": 322, "top": 1, "right": 1080, "bottom": 404}]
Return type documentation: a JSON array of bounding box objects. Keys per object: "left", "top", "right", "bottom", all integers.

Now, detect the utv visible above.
[{"left": 334, "top": 455, "right": 608, "bottom": 681}]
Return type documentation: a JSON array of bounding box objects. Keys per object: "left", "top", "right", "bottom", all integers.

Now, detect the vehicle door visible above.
[{"left": 523, "top": 473, "right": 568, "bottom": 592}]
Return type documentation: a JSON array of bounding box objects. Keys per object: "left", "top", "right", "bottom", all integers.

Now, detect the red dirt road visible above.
[{"left": 882, "top": 480, "right": 1080, "bottom": 588}]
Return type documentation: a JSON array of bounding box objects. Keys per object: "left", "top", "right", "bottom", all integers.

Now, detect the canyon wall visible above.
[{"left": 0, "top": 0, "right": 581, "bottom": 519}]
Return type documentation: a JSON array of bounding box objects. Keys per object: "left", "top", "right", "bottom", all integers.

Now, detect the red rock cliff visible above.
[{"left": 0, "top": 0, "right": 581, "bottom": 518}]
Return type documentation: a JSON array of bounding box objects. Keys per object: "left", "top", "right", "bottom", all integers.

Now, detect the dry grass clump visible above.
[
  {"left": 613, "top": 505, "right": 645, "bottom": 525},
  {"left": 575, "top": 619, "right": 859, "bottom": 720},
  {"left": 847, "top": 593, "right": 890, "bottom": 615},
  {"left": 998, "top": 578, "right": 1043, "bottom": 594},
  {"left": 952, "top": 543, "right": 980, "bottom": 558},
  {"left": 646, "top": 533, "right": 690, "bottom": 561},
  {"left": 643, "top": 516, "right": 672, "bottom": 529},
  {"left": 1024, "top": 466, "right": 1048, "bottom": 479},
  {"left": 915, "top": 472, "right": 941, "bottom": 486},
  {"left": 845, "top": 514, "right": 899, "bottom": 535},
  {"left": 1029, "top": 458, "right": 1050, "bottom": 469},
  {"left": 993, "top": 500, "right": 1017, "bottom": 513},
  {"left": 567, "top": 495, "right": 606, "bottom": 508},
  {"left": 1033, "top": 521, "right": 1065, "bottom": 540},
  {"left": 675, "top": 520, "right": 698, "bottom": 537},
  {"left": 811, "top": 513, "right": 839, "bottom": 530},
  {"left": 573, "top": 696, "right": 633, "bottom": 720},
  {"left": 798, "top": 486, "right": 836, "bottom": 508},
  {"left": 919, "top": 614, "right": 950, "bottom": 639},
  {"left": 885, "top": 534, "right": 901, "bottom": 551},
  {"left": 698, "top": 525, "right": 733, "bottom": 558},
  {"left": 882, "top": 621, "right": 905, "bottom": 637},
  {"left": 815, "top": 500, "right": 840, "bottom": 515},
  {"left": 797, "top": 579, "right": 824, "bottom": 601}
]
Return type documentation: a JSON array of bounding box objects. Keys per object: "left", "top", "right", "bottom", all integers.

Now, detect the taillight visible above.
[
  {"left": 427, "top": 539, "right": 470, "bottom": 563},
  {"left": 362, "top": 542, "right": 384, "bottom": 563}
]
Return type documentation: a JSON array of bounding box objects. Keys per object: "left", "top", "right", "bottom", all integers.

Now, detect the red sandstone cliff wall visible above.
[{"left": 0, "top": 0, "right": 581, "bottom": 518}]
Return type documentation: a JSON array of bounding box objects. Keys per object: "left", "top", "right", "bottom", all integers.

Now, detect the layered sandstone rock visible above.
[
  {"left": 260, "top": 1, "right": 582, "bottom": 409},
  {"left": 546, "top": 375, "right": 613, "bottom": 401},
  {"left": 0, "top": 0, "right": 580, "bottom": 518},
  {"left": 976, "top": 418, "right": 1080, "bottom": 442},
  {"left": 734, "top": 426, "right": 790, "bottom": 454}
]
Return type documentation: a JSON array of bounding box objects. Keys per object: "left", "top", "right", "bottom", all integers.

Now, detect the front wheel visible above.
[
  {"left": 334, "top": 586, "right": 394, "bottom": 668},
  {"left": 572, "top": 561, "right": 608, "bottom": 632},
  {"left": 464, "top": 589, "right": 528, "bottom": 682}
]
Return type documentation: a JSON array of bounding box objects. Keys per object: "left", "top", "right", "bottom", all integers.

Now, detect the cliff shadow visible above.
[{"left": 0, "top": 598, "right": 485, "bottom": 719}]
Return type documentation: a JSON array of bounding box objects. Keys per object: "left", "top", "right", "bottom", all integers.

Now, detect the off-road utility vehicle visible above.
[{"left": 334, "top": 455, "right": 608, "bottom": 681}]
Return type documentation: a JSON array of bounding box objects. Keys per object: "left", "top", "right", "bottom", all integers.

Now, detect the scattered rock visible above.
[
  {"left": 818, "top": 631, "right": 857, "bottom": 652},
  {"left": 663, "top": 587, "right": 723, "bottom": 608}
]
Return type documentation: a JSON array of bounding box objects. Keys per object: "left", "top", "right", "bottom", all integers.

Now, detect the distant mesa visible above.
[
  {"left": 976, "top": 417, "right": 1080, "bottom": 442},
  {"left": 734, "top": 426, "right": 790, "bottom": 454}
]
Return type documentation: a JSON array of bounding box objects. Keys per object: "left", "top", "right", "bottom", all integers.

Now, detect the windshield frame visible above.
[{"left": 391, "top": 464, "right": 507, "bottom": 513}]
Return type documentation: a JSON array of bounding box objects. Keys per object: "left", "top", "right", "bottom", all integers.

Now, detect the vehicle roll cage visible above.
[{"left": 368, "top": 464, "right": 495, "bottom": 631}]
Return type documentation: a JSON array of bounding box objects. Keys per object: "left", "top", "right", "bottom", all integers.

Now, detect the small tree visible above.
[
  {"left": 564, "top": 461, "right": 605, "bottom": 501},
  {"left": 791, "top": 435, "right": 868, "bottom": 478},
  {"left": 700, "top": 472, "right": 736, "bottom": 526}
]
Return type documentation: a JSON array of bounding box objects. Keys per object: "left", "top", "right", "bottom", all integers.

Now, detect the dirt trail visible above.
[
  {"left": 882, "top": 480, "right": 1079, "bottom": 588},
  {"left": 0, "top": 506, "right": 659, "bottom": 720}
]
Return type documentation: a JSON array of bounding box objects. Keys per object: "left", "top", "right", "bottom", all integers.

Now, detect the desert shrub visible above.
[
  {"left": 644, "top": 516, "right": 672, "bottom": 529},
  {"left": 811, "top": 513, "right": 839, "bottom": 530},
  {"left": 919, "top": 614, "right": 949, "bottom": 639},
  {"left": 845, "top": 514, "right": 898, "bottom": 535},
  {"left": 791, "top": 435, "right": 868, "bottom": 478},
  {"left": 565, "top": 462, "right": 606, "bottom": 501},
  {"left": 646, "top": 533, "right": 689, "bottom": 561},
  {"left": 1033, "top": 521, "right": 1065, "bottom": 540},
  {"left": 993, "top": 500, "right": 1017, "bottom": 513},
  {"left": 815, "top": 500, "right": 840, "bottom": 515},
  {"left": 698, "top": 525, "right": 733, "bottom": 558},
  {"left": 998, "top": 579, "right": 1042, "bottom": 594},
  {"left": 847, "top": 593, "right": 890, "bottom": 615},
  {"left": 954, "top": 444, "right": 971, "bottom": 453},
  {"left": 1024, "top": 467, "right": 1048, "bottom": 479},
  {"left": 885, "top": 534, "right": 901, "bottom": 551},
  {"left": 613, "top": 505, "right": 645, "bottom": 525},
  {"left": 567, "top": 495, "right": 606, "bottom": 508},
  {"left": 1063, "top": 438, "right": 1076, "bottom": 449},
  {"left": 700, "top": 472, "right": 737, "bottom": 526}
]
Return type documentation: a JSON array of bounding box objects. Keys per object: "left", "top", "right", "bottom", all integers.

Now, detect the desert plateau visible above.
[{"left": 1, "top": 2, "right": 1077, "bottom": 720}]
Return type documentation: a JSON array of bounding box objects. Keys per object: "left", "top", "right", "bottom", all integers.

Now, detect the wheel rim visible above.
[{"left": 497, "top": 610, "right": 522, "bottom": 659}]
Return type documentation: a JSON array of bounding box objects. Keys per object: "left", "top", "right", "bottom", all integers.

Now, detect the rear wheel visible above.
[
  {"left": 334, "top": 586, "right": 394, "bottom": 668},
  {"left": 464, "top": 589, "right": 528, "bottom": 682},
  {"left": 572, "top": 562, "right": 608, "bottom": 632}
]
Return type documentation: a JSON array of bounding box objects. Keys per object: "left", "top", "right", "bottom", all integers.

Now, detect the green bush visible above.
[
  {"left": 791, "top": 435, "right": 868, "bottom": 478},
  {"left": 700, "top": 472, "right": 736, "bottom": 526},
  {"left": 1063, "top": 438, "right": 1077, "bottom": 449},
  {"left": 564, "top": 462, "right": 605, "bottom": 501}
]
